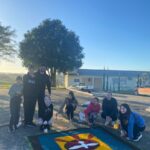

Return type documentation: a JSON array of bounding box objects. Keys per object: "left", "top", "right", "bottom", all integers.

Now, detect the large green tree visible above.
[
  {"left": 0, "top": 23, "right": 16, "bottom": 59},
  {"left": 19, "top": 19, "right": 84, "bottom": 86}
]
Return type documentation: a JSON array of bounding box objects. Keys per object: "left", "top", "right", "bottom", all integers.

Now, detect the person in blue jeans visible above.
[{"left": 119, "top": 103, "right": 145, "bottom": 142}]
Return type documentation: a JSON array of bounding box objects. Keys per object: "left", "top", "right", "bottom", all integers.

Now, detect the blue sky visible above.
[{"left": 0, "top": 0, "right": 150, "bottom": 72}]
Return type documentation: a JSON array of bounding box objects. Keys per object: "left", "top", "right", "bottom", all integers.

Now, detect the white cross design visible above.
[{"left": 69, "top": 140, "right": 99, "bottom": 150}]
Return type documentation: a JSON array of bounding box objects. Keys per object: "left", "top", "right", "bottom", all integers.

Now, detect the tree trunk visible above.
[{"left": 51, "top": 67, "right": 56, "bottom": 87}]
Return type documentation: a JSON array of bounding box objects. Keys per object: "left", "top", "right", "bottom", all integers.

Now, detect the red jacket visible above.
[{"left": 84, "top": 102, "right": 101, "bottom": 117}]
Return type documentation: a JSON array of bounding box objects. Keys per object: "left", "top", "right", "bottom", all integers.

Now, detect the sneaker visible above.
[
  {"left": 16, "top": 122, "right": 22, "bottom": 128},
  {"left": 133, "top": 133, "right": 142, "bottom": 142},
  {"left": 104, "top": 120, "right": 110, "bottom": 126},
  {"left": 43, "top": 129, "right": 48, "bottom": 134}
]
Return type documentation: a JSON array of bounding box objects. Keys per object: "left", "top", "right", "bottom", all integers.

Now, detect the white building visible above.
[{"left": 64, "top": 69, "right": 150, "bottom": 92}]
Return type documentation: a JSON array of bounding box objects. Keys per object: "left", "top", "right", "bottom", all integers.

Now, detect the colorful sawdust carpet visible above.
[{"left": 28, "top": 127, "right": 139, "bottom": 150}]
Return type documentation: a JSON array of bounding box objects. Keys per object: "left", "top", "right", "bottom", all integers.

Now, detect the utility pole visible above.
[
  {"left": 137, "top": 74, "right": 140, "bottom": 88},
  {"left": 103, "top": 67, "right": 106, "bottom": 91},
  {"left": 106, "top": 67, "right": 109, "bottom": 91}
]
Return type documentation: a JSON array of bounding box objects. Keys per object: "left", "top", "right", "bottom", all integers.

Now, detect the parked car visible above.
[{"left": 76, "top": 83, "right": 94, "bottom": 93}]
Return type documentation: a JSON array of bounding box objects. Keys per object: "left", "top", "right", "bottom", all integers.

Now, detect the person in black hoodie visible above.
[
  {"left": 39, "top": 95, "right": 53, "bottom": 133},
  {"left": 23, "top": 65, "right": 37, "bottom": 127},
  {"left": 101, "top": 91, "right": 118, "bottom": 126},
  {"left": 35, "top": 66, "right": 51, "bottom": 120}
]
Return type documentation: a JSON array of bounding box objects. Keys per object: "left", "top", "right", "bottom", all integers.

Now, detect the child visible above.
[
  {"left": 83, "top": 97, "right": 101, "bottom": 126},
  {"left": 101, "top": 92, "right": 118, "bottom": 126},
  {"left": 57, "top": 91, "right": 78, "bottom": 121},
  {"left": 119, "top": 103, "right": 145, "bottom": 142},
  {"left": 39, "top": 96, "right": 53, "bottom": 133},
  {"left": 8, "top": 76, "right": 23, "bottom": 132}
]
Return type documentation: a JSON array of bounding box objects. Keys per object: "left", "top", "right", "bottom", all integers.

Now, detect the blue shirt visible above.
[{"left": 128, "top": 112, "right": 145, "bottom": 139}]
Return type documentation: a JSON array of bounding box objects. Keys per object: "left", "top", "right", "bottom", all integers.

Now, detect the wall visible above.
[
  {"left": 66, "top": 74, "right": 138, "bottom": 92},
  {"left": 66, "top": 74, "right": 103, "bottom": 90},
  {"left": 106, "top": 76, "right": 137, "bottom": 92}
]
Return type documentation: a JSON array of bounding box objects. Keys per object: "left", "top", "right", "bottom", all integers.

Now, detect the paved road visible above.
[{"left": 0, "top": 89, "right": 150, "bottom": 150}]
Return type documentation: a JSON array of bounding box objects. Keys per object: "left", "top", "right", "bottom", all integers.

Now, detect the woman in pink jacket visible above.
[{"left": 84, "top": 97, "right": 101, "bottom": 126}]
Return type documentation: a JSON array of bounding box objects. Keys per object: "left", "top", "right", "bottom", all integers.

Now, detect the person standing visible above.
[
  {"left": 35, "top": 66, "right": 51, "bottom": 120},
  {"left": 101, "top": 91, "right": 118, "bottom": 126},
  {"left": 8, "top": 76, "right": 23, "bottom": 132},
  {"left": 23, "top": 65, "right": 37, "bottom": 127}
]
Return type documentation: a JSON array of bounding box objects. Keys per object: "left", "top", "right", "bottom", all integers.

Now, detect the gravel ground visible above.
[{"left": 0, "top": 89, "right": 150, "bottom": 150}]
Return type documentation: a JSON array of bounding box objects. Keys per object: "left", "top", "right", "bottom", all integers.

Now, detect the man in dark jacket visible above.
[
  {"left": 35, "top": 66, "right": 51, "bottom": 119},
  {"left": 23, "top": 65, "right": 37, "bottom": 127},
  {"left": 101, "top": 91, "right": 118, "bottom": 126}
]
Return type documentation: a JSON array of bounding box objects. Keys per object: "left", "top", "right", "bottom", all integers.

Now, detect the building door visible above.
[{"left": 94, "top": 78, "right": 102, "bottom": 91}]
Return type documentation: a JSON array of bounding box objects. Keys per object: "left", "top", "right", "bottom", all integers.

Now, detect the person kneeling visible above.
[
  {"left": 39, "top": 96, "right": 53, "bottom": 133},
  {"left": 101, "top": 92, "right": 118, "bottom": 126},
  {"left": 57, "top": 91, "right": 78, "bottom": 122},
  {"left": 84, "top": 97, "right": 101, "bottom": 126},
  {"left": 119, "top": 103, "right": 145, "bottom": 142}
]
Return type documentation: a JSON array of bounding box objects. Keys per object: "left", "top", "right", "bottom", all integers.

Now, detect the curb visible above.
[
  {"left": 66, "top": 88, "right": 106, "bottom": 98},
  {"left": 66, "top": 88, "right": 93, "bottom": 96}
]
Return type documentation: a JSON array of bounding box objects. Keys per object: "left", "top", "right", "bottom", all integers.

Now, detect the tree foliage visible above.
[
  {"left": 19, "top": 19, "right": 84, "bottom": 86},
  {"left": 0, "top": 23, "right": 16, "bottom": 58}
]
